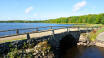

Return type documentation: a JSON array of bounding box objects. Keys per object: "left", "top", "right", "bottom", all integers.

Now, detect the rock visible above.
[
  {"left": 95, "top": 41, "right": 104, "bottom": 47},
  {"left": 94, "top": 32, "right": 104, "bottom": 47},
  {"left": 33, "top": 41, "right": 51, "bottom": 56},
  {"left": 96, "top": 32, "right": 104, "bottom": 42},
  {"left": 77, "top": 33, "right": 90, "bottom": 46}
]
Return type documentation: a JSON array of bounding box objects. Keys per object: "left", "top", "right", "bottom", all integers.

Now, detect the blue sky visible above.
[{"left": 0, "top": 0, "right": 104, "bottom": 21}]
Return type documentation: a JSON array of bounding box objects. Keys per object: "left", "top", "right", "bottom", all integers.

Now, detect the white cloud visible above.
[
  {"left": 73, "top": 0, "right": 87, "bottom": 12},
  {"left": 25, "top": 6, "right": 34, "bottom": 14},
  {"left": 33, "top": 14, "right": 37, "bottom": 16}
]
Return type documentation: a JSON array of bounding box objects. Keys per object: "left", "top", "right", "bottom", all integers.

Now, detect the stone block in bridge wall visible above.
[{"left": 68, "top": 31, "right": 81, "bottom": 41}]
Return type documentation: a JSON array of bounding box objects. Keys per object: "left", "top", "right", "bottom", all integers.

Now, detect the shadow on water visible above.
[
  {"left": 56, "top": 34, "right": 104, "bottom": 58},
  {"left": 62, "top": 46, "right": 104, "bottom": 58}
]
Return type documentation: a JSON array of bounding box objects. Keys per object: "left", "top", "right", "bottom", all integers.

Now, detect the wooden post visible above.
[
  {"left": 52, "top": 29, "right": 55, "bottom": 40},
  {"left": 16, "top": 29, "right": 19, "bottom": 35},
  {"left": 69, "top": 27, "right": 70, "bottom": 32},
  {"left": 87, "top": 27, "right": 88, "bottom": 30},
  {"left": 50, "top": 26, "right": 54, "bottom": 36},
  {"left": 52, "top": 30, "right": 54, "bottom": 36},
  {"left": 67, "top": 27, "right": 69, "bottom": 32},
  {"left": 36, "top": 28, "right": 39, "bottom": 32},
  {"left": 87, "top": 27, "right": 89, "bottom": 33},
  {"left": 78, "top": 27, "right": 80, "bottom": 31},
  {"left": 50, "top": 26, "right": 53, "bottom": 29},
  {"left": 27, "top": 33, "right": 30, "bottom": 39}
]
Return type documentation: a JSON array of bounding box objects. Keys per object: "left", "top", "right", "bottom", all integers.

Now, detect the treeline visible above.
[
  {"left": 0, "top": 20, "right": 42, "bottom": 23},
  {"left": 43, "top": 13, "right": 104, "bottom": 24},
  {"left": 0, "top": 13, "right": 104, "bottom": 24}
]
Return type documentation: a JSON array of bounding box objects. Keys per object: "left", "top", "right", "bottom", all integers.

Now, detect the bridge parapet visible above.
[{"left": 0, "top": 26, "right": 99, "bottom": 44}]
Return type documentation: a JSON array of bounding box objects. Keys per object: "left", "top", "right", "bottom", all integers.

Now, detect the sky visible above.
[{"left": 0, "top": 0, "right": 104, "bottom": 21}]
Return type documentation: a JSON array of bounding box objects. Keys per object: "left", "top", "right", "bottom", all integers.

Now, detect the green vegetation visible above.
[
  {"left": 73, "top": 24, "right": 102, "bottom": 27},
  {"left": 88, "top": 31, "right": 97, "bottom": 41},
  {"left": 0, "top": 13, "right": 104, "bottom": 24},
  {"left": 0, "top": 20, "right": 43, "bottom": 23},
  {"left": 96, "top": 27, "right": 104, "bottom": 33},
  {"left": 88, "top": 26, "right": 104, "bottom": 41},
  {"left": 44, "top": 13, "right": 104, "bottom": 24}
]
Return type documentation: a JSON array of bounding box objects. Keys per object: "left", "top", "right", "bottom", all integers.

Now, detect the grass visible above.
[
  {"left": 88, "top": 31, "right": 97, "bottom": 41},
  {"left": 88, "top": 25, "right": 104, "bottom": 41},
  {"left": 96, "top": 27, "right": 104, "bottom": 33},
  {"left": 73, "top": 24, "right": 102, "bottom": 28}
]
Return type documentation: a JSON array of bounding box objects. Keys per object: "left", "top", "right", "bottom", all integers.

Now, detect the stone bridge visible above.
[{"left": 0, "top": 26, "right": 95, "bottom": 55}]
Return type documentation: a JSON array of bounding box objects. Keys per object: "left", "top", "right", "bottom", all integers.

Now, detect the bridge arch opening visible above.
[{"left": 59, "top": 34, "right": 78, "bottom": 54}]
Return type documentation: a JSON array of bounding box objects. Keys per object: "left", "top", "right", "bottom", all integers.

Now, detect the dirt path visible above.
[
  {"left": 95, "top": 32, "right": 104, "bottom": 47},
  {"left": 96, "top": 32, "right": 104, "bottom": 41}
]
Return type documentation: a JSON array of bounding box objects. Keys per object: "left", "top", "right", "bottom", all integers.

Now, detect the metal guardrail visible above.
[{"left": 0, "top": 26, "right": 99, "bottom": 38}]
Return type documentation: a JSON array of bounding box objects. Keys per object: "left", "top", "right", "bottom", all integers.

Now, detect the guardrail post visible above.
[
  {"left": 36, "top": 28, "right": 39, "bottom": 32},
  {"left": 87, "top": 27, "right": 89, "bottom": 33},
  {"left": 78, "top": 27, "right": 80, "bottom": 31},
  {"left": 16, "top": 29, "right": 19, "bottom": 35},
  {"left": 69, "top": 27, "right": 70, "bottom": 32},
  {"left": 67, "top": 27, "right": 69, "bottom": 32},
  {"left": 52, "top": 29, "right": 55, "bottom": 40},
  {"left": 27, "top": 33, "right": 30, "bottom": 39},
  {"left": 50, "top": 26, "right": 53, "bottom": 29},
  {"left": 52, "top": 30, "right": 54, "bottom": 35}
]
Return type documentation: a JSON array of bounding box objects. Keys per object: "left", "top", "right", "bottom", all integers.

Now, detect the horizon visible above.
[
  {"left": 0, "top": 13, "right": 103, "bottom": 21},
  {"left": 0, "top": 0, "right": 104, "bottom": 21}
]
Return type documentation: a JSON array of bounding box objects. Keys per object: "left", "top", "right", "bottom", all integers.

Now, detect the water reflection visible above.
[{"left": 62, "top": 46, "right": 104, "bottom": 58}]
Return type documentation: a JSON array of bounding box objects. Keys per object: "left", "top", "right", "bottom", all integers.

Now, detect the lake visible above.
[
  {"left": 0, "top": 23, "right": 74, "bottom": 37},
  {"left": 62, "top": 46, "right": 104, "bottom": 58},
  {"left": 1, "top": 23, "right": 104, "bottom": 58}
]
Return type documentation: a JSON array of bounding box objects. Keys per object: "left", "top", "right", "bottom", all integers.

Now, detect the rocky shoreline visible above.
[{"left": 77, "top": 33, "right": 104, "bottom": 48}]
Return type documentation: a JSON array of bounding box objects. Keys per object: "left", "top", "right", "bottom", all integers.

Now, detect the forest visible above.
[
  {"left": 43, "top": 13, "right": 104, "bottom": 24},
  {"left": 0, "top": 13, "right": 104, "bottom": 24},
  {"left": 0, "top": 20, "right": 43, "bottom": 23}
]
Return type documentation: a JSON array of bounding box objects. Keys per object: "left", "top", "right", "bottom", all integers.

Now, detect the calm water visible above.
[
  {"left": 0, "top": 23, "right": 74, "bottom": 37},
  {"left": 62, "top": 46, "right": 104, "bottom": 58}
]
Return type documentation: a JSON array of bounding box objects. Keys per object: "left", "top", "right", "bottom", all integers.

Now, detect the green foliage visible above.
[
  {"left": 0, "top": 13, "right": 104, "bottom": 24},
  {"left": 88, "top": 31, "right": 97, "bottom": 41},
  {"left": 44, "top": 13, "right": 104, "bottom": 24},
  {"left": 97, "top": 27, "right": 104, "bottom": 33},
  {"left": 7, "top": 48, "right": 19, "bottom": 58},
  {"left": 87, "top": 26, "right": 104, "bottom": 42},
  {"left": 0, "top": 20, "right": 43, "bottom": 23}
]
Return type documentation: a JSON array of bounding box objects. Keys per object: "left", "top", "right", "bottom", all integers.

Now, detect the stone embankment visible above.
[
  {"left": 77, "top": 32, "right": 104, "bottom": 48},
  {"left": 77, "top": 33, "right": 91, "bottom": 46},
  {"left": 4, "top": 40, "right": 54, "bottom": 58}
]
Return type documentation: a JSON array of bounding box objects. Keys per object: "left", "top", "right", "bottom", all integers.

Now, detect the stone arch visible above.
[{"left": 60, "top": 34, "right": 78, "bottom": 50}]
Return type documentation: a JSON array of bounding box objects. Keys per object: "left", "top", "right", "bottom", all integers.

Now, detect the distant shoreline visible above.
[
  {"left": 0, "top": 21, "right": 96, "bottom": 24},
  {"left": 0, "top": 13, "right": 104, "bottom": 24}
]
